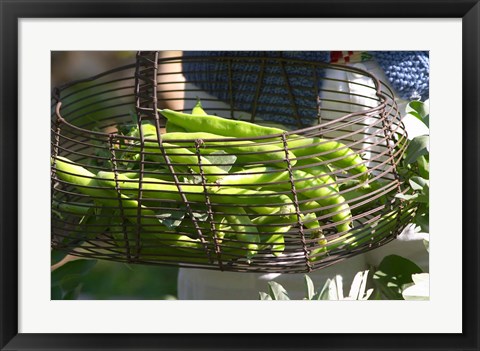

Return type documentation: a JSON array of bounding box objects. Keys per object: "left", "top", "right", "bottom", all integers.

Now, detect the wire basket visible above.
[{"left": 51, "top": 51, "right": 415, "bottom": 273}]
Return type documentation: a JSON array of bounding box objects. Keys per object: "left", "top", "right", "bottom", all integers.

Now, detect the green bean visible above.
[
  {"left": 128, "top": 123, "right": 158, "bottom": 139},
  {"left": 175, "top": 213, "right": 225, "bottom": 242},
  {"left": 295, "top": 157, "right": 338, "bottom": 191},
  {"left": 96, "top": 171, "right": 295, "bottom": 217},
  {"left": 160, "top": 109, "right": 285, "bottom": 138},
  {"left": 159, "top": 109, "right": 368, "bottom": 179},
  {"left": 251, "top": 214, "right": 295, "bottom": 227},
  {"left": 211, "top": 188, "right": 294, "bottom": 217},
  {"left": 287, "top": 138, "right": 368, "bottom": 181},
  {"left": 215, "top": 222, "right": 259, "bottom": 261},
  {"left": 159, "top": 213, "right": 260, "bottom": 262},
  {"left": 325, "top": 205, "right": 416, "bottom": 254},
  {"left": 218, "top": 206, "right": 259, "bottom": 258},
  {"left": 218, "top": 167, "right": 351, "bottom": 232},
  {"left": 159, "top": 132, "right": 296, "bottom": 168},
  {"left": 192, "top": 99, "right": 208, "bottom": 115},
  {"left": 339, "top": 179, "right": 391, "bottom": 214},
  {"left": 166, "top": 122, "right": 187, "bottom": 133},
  {"left": 302, "top": 213, "right": 322, "bottom": 237},
  {"left": 110, "top": 226, "right": 212, "bottom": 264},
  {"left": 52, "top": 156, "right": 204, "bottom": 250},
  {"left": 216, "top": 166, "right": 285, "bottom": 188},
  {"left": 52, "top": 200, "right": 93, "bottom": 216},
  {"left": 122, "top": 170, "right": 175, "bottom": 182},
  {"left": 251, "top": 214, "right": 295, "bottom": 256},
  {"left": 252, "top": 212, "right": 322, "bottom": 240},
  {"left": 302, "top": 212, "right": 328, "bottom": 260},
  {"left": 257, "top": 225, "right": 288, "bottom": 257},
  {"left": 252, "top": 212, "right": 323, "bottom": 257},
  {"left": 128, "top": 142, "right": 227, "bottom": 180}
]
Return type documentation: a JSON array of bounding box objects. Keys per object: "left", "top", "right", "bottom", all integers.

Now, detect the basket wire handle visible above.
[
  {"left": 50, "top": 98, "right": 64, "bottom": 249},
  {"left": 281, "top": 132, "right": 313, "bottom": 272},
  {"left": 134, "top": 51, "right": 214, "bottom": 264},
  {"left": 249, "top": 55, "right": 267, "bottom": 123},
  {"left": 278, "top": 54, "right": 302, "bottom": 129},
  {"left": 380, "top": 102, "right": 405, "bottom": 240},
  {"left": 194, "top": 139, "right": 223, "bottom": 269},
  {"left": 132, "top": 53, "right": 149, "bottom": 260},
  {"left": 108, "top": 134, "right": 133, "bottom": 262}
]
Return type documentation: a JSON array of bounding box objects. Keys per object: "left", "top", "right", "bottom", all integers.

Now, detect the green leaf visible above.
[
  {"left": 423, "top": 238, "right": 430, "bottom": 253},
  {"left": 267, "top": 281, "right": 290, "bottom": 300},
  {"left": 191, "top": 211, "right": 209, "bottom": 222},
  {"left": 415, "top": 212, "right": 429, "bottom": 233},
  {"left": 51, "top": 208, "right": 64, "bottom": 220},
  {"left": 79, "top": 260, "right": 178, "bottom": 299},
  {"left": 304, "top": 275, "right": 315, "bottom": 300},
  {"left": 81, "top": 206, "right": 115, "bottom": 240},
  {"left": 318, "top": 277, "right": 343, "bottom": 300},
  {"left": 259, "top": 292, "right": 272, "bottom": 300},
  {"left": 62, "top": 284, "right": 83, "bottom": 300},
  {"left": 406, "top": 100, "right": 429, "bottom": 128},
  {"left": 155, "top": 209, "right": 186, "bottom": 228},
  {"left": 52, "top": 259, "right": 97, "bottom": 283},
  {"left": 395, "top": 193, "right": 419, "bottom": 201},
  {"left": 416, "top": 155, "right": 429, "bottom": 179},
  {"left": 402, "top": 273, "right": 429, "bottom": 300},
  {"left": 51, "top": 259, "right": 97, "bottom": 300},
  {"left": 183, "top": 174, "right": 203, "bottom": 184},
  {"left": 404, "top": 135, "right": 429, "bottom": 164},
  {"left": 129, "top": 108, "right": 139, "bottom": 125},
  {"left": 373, "top": 255, "right": 423, "bottom": 300},
  {"left": 51, "top": 249, "right": 68, "bottom": 266},
  {"left": 51, "top": 286, "right": 63, "bottom": 300},
  {"left": 317, "top": 278, "right": 334, "bottom": 300},
  {"left": 411, "top": 176, "right": 429, "bottom": 189},
  {"left": 348, "top": 270, "right": 372, "bottom": 300},
  {"left": 60, "top": 275, "right": 86, "bottom": 292},
  {"left": 409, "top": 179, "right": 423, "bottom": 191},
  {"left": 203, "top": 151, "right": 237, "bottom": 173}
]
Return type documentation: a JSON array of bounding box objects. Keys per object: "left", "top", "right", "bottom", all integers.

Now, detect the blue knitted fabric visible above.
[
  {"left": 182, "top": 51, "right": 329, "bottom": 126},
  {"left": 370, "top": 51, "right": 429, "bottom": 100},
  {"left": 181, "top": 51, "right": 429, "bottom": 125}
]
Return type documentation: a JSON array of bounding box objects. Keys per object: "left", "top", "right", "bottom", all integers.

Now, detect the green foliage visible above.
[
  {"left": 397, "top": 100, "right": 430, "bottom": 233},
  {"left": 402, "top": 273, "right": 429, "bottom": 300},
  {"left": 259, "top": 233, "right": 429, "bottom": 301},
  {"left": 79, "top": 261, "right": 178, "bottom": 300},
  {"left": 51, "top": 257, "right": 97, "bottom": 300},
  {"left": 404, "top": 136, "right": 429, "bottom": 165},
  {"left": 405, "top": 99, "right": 429, "bottom": 128},
  {"left": 371, "top": 254, "right": 423, "bottom": 300},
  {"left": 51, "top": 251, "right": 178, "bottom": 300},
  {"left": 259, "top": 271, "right": 373, "bottom": 300}
]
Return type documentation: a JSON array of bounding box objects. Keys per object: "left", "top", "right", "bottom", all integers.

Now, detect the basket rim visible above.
[{"left": 52, "top": 55, "right": 393, "bottom": 143}]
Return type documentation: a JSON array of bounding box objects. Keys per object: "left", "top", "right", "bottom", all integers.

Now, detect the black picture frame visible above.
[{"left": 1, "top": 1, "right": 478, "bottom": 350}]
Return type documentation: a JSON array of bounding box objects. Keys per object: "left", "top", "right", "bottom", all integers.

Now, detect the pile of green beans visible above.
[{"left": 52, "top": 101, "right": 388, "bottom": 265}]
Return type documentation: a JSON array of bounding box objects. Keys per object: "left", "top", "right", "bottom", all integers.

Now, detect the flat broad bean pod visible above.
[
  {"left": 125, "top": 142, "right": 227, "bottom": 181},
  {"left": 217, "top": 206, "right": 260, "bottom": 258},
  {"left": 95, "top": 171, "right": 295, "bottom": 217},
  {"left": 128, "top": 124, "right": 296, "bottom": 168},
  {"left": 109, "top": 225, "right": 214, "bottom": 265},
  {"left": 294, "top": 157, "right": 339, "bottom": 191},
  {"left": 159, "top": 108, "right": 368, "bottom": 180},
  {"left": 166, "top": 122, "right": 188, "bottom": 133},
  {"left": 217, "top": 167, "right": 352, "bottom": 233},
  {"left": 51, "top": 156, "right": 204, "bottom": 250},
  {"left": 257, "top": 225, "right": 289, "bottom": 257},
  {"left": 339, "top": 179, "right": 392, "bottom": 215}
]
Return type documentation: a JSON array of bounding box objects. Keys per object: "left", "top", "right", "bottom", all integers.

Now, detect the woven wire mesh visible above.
[{"left": 51, "top": 51, "right": 415, "bottom": 273}]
